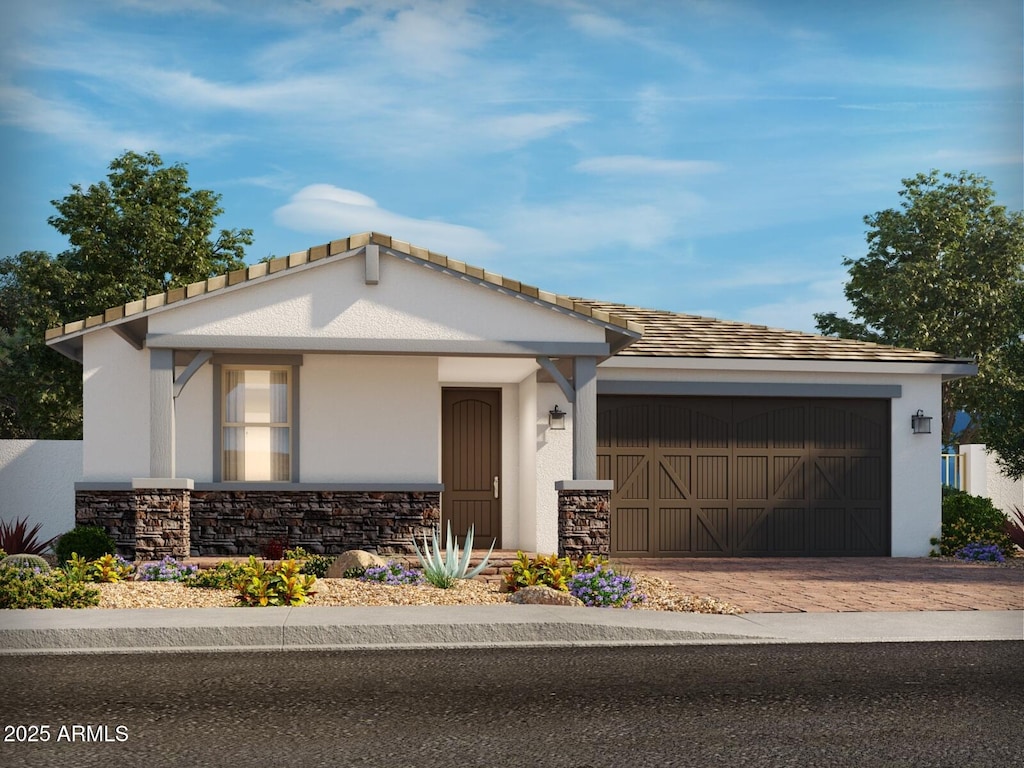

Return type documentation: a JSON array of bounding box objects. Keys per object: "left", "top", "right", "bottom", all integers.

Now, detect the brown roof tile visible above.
[{"left": 572, "top": 299, "right": 970, "bottom": 364}]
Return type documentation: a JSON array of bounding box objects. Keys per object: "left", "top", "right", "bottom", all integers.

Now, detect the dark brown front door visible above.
[{"left": 442, "top": 388, "right": 501, "bottom": 548}]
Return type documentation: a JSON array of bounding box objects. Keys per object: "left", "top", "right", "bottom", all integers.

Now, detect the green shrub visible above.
[
  {"left": 341, "top": 566, "right": 366, "bottom": 579},
  {"left": 931, "top": 491, "right": 1016, "bottom": 558},
  {"left": 187, "top": 560, "right": 249, "bottom": 590},
  {"left": 283, "top": 547, "right": 335, "bottom": 578},
  {"left": 0, "top": 553, "right": 51, "bottom": 572},
  {"left": 0, "top": 567, "right": 100, "bottom": 609},
  {"left": 54, "top": 526, "right": 116, "bottom": 564},
  {"left": 503, "top": 551, "right": 608, "bottom": 593},
  {"left": 233, "top": 556, "right": 317, "bottom": 606},
  {"left": 87, "top": 554, "right": 135, "bottom": 583}
]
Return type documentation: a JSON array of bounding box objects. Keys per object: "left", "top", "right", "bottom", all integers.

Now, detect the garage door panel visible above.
[
  {"left": 697, "top": 455, "right": 729, "bottom": 499},
  {"left": 613, "top": 507, "right": 649, "bottom": 554},
  {"left": 773, "top": 456, "right": 806, "bottom": 499},
  {"left": 658, "top": 507, "right": 691, "bottom": 553},
  {"left": 600, "top": 396, "right": 890, "bottom": 556},
  {"left": 695, "top": 508, "right": 729, "bottom": 553},
  {"left": 735, "top": 455, "right": 768, "bottom": 499},
  {"left": 658, "top": 455, "right": 691, "bottom": 499},
  {"left": 736, "top": 507, "right": 769, "bottom": 552}
]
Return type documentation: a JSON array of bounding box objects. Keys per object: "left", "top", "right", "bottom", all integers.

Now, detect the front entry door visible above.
[{"left": 442, "top": 388, "right": 502, "bottom": 548}]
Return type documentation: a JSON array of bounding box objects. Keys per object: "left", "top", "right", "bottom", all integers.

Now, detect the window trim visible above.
[{"left": 213, "top": 360, "right": 300, "bottom": 482}]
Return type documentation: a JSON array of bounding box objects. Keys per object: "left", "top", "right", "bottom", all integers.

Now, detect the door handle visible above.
[{"left": 493, "top": 475, "right": 499, "bottom": 498}]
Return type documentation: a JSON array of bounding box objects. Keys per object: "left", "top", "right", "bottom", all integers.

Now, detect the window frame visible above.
[{"left": 212, "top": 356, "right": 301, "bottom": 483}]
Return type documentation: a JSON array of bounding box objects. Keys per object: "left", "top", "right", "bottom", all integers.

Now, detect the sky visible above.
[{"left": 1, "top": 0, "right": 1021, "bottom": 333}]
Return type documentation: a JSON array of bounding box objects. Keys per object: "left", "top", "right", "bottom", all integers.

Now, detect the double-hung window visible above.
[{"left": 221, "top": 367, "right": 292, "bottom": 481}]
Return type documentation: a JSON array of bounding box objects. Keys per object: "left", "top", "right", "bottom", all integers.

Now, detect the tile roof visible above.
[
  {"left": 43, "top": 231, "right": 972, "bottom": 365},
  {"left": 43, "top": 232, "right": 643, "bottom": 344},
  {"left": 572, "top": 299, "right": 971, "bottom": 364}
]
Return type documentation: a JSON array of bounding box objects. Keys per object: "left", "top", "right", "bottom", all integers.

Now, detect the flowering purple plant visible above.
[
  {"left": 568, "top": 564, "right": 646, "bottom": 608},
  {"left": 360, "top": 561, "right": 424, "bottom": 586},
  {"left": 954, "top": 542, "right": 1006, "bottom": 563},
  {"left": 138, "top": 555, "right": 200, "bottom": 582}
]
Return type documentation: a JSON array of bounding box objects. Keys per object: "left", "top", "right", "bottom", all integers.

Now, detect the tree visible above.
[
  {"left": 815, "top": 170, "right": 1024, "bottom": 478},
  {"left": 0, "top": 151, "right": 253, "bottom": 439}
]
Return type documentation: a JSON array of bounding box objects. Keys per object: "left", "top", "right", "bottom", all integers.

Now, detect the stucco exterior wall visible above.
[
  {"left": 82, "top": 329, "right": 149, "bottom": 480},
  {"left": 301, "top": 355, "right": 440, "bottom": 483},
  {"left": 960, "top": 444, "right": 1024, "bottom": 516},
  {"left": 534, "top": 381, "right": 572, "bottom": 554},
  {"left": 0, "top": 440, "right": 82, "bottom": 544},
  {"left": 149, "top": 254, "right": 605, "bottom": 344},
  {"left": 175, "top": 362, "right": 214, "bottom": 481}
]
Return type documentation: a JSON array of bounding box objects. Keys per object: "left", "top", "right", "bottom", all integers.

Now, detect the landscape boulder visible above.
[
  {"left": 326, "top": 549, "right": 388, "bottom": 578},
  {"left": 508, "top": 585, "right": 584, "bottom": 607}
]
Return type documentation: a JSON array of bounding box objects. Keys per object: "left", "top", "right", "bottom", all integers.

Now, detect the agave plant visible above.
[{"left": 412, "top": 522, "right": 495, "bottom": 589}]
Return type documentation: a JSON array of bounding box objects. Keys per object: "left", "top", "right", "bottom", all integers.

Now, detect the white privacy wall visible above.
[{"left": 0, "top": 440, "right": 82, "bottom": 544}]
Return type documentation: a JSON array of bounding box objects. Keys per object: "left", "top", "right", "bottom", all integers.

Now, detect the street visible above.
[{"left": 2, "top": 642, "right": 1021, "bottom": 767}]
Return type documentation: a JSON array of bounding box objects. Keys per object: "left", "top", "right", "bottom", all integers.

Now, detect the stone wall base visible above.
[
  {"left": 557, "top": 488, "right": 611, "bottom": 559},
  {"left": 76, "top": 489, "right": 441, "bottom": 558}
]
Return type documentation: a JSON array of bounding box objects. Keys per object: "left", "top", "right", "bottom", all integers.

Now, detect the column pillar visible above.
[{"left": 572, "top": 355, "right": 598, "bottom": 480}]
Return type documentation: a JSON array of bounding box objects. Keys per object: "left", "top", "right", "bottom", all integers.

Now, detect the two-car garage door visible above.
[{"left": 597, "top": 397, "right": 891, "bottom": 557}]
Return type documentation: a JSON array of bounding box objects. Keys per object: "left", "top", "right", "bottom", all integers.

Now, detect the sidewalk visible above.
[{"left": 1, "top": 605, "right": 1021, "bottom": 655}]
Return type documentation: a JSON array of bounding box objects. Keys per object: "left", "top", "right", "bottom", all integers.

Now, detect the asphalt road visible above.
[{"left": 2, "top": 642, "right": 1022, "bottom": 767}]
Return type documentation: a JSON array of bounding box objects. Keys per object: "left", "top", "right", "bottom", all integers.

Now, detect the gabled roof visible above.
[
  {"left": 44, "top": 231, "right": 972, "bottom": 367},
  {"left": 573, "top": 299, "right": 973, "bottom": 365},
  {"left": 44, "top": 232, "right": 643, "bottom": 359}
]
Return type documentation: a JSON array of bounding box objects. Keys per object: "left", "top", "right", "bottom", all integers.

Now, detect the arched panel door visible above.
[{"left": 442, "top": 388, "right": 502, "bottom": 548}]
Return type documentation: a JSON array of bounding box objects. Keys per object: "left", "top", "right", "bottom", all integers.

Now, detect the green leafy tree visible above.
[
  {"left": 815, "top": 170, "right": 1024, "bottom": 477},
  {"left": 0, "top": 151, "right": 253, "bottom": 438}
]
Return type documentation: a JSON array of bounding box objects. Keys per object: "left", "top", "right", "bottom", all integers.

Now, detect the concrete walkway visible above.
[{"left": 616, "top": 557, "right": 1024, "bottom": 613}]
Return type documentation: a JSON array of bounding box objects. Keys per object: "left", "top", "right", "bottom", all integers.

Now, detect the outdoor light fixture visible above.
[
  {"left": 911, "top": 409, "right": 932, "bottom": 435},
  {"left": 548, "top": 405, "right": 566, "bottom": 430}
]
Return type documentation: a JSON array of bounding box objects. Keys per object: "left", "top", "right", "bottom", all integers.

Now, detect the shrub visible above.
[
  {"left": 260, "top": 536, "right": 289, "bottom": 561},
  {"left": 567, "top": 564, "right": 645, "bottom": 608},
  {"left": 188, "top": 560, "right": 248, "bottom": 590},
  {"left": 138, "top": 556, "right": 199, "bottom": 582},
  {"left": 360, "top": 561, "right": 424, "bottom": 586},
  {"left": 87, "top": 553, "right": 135, "bottom": 583},
  {"left": 503, "top": 551, "right": 608, "bottom": 593},
  {"left": 342, "top": 566, "right": 366, "bottom": 579},
  {"left": 0, "top": 517, "right": 56, "bottom": 555},
  {"left": 955, "top": 543, "right": 1005, "bottom": 563},
  {"left": 283, "top": 547, "right": 334, "bottom": 579},
  {"left": 930, "top": 491, "right": 1015, "bottom": 558},
  {"left": 233, "top": 556, "right": 317, "bottom": 607},
  {"left": 54, "top": 526, "right": 116, "bottom": 565},
  {"left": 411, "top": 522, "right": 495, "bottom": 589},
  {"left": 1004, "top": 506, "right": 1024, "bottom": 550},
  {"left": 0, "top": 567, "right": 100, "bottom": 609},
  {"left": 0, "top": 553, "right": 51, "bottom": 572}
]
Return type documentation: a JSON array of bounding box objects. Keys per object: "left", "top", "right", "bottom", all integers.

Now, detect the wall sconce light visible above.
[
  {"left": 911, "top": 409, "right": 932, "bottom": 435},
  {"left": 548, "top": 405, "right": 566, "bottom": 430}
]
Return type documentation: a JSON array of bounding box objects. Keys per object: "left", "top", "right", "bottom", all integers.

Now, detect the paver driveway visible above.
[{"left": 615, "top": 557, "right": 1024, "bottom": 613}]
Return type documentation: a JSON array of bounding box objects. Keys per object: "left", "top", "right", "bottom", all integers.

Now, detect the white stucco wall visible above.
[
  {"left": 0, "top": 440, "right": 82, "bottom": 545},
  {"left": 960, "top": 444, "right": 1024, "bottom": 516},
  {"left": 534, "top": 381, "right": 572, "bottom": 554},
  {"left": 301, "top": 355, "right": 440, "bottom": 483},
  {"left": 175, "top": 362, "right": 214, "bottom": 481},
  {"left": 82, "top": 329, "right": 150, "bottom": 480},
  {"left": 149, "top": 254, "right": 605, "bottom": 344}
]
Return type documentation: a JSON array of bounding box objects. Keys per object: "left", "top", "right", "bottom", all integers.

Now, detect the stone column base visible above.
[{"left": 556, "top": 480, "right": 613, "bottom": 559}]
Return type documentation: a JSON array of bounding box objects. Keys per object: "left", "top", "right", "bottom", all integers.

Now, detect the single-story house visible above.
[{"left": 45, "top": 232, "right": 976, "bottom": 560}]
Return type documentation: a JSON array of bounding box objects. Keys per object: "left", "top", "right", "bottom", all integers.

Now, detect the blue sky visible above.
[{"left": 2, "top": 0, "right": 1021, "bottom": 332}]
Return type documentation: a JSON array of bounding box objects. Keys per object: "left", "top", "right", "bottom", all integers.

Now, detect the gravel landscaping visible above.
[{"left": 93, "top": 574, "right": 743, "bottom": 614}]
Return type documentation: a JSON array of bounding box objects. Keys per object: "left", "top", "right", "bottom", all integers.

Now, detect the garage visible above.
[{"left": 597, "top": 396, "right": 891, "bottom": 557}]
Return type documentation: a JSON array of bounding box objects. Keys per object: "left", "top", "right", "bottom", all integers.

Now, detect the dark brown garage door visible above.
[{"left": 597, "top": 397, "right": 890, "bottom": 557}]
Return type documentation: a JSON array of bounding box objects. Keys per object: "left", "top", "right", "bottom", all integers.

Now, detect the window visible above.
[{"left": 221, "top": 367, "right": 292, "bottom": 481}]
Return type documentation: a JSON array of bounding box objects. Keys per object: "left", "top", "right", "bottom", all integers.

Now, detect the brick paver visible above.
[{"left": 615, "top": 557, "right": 1024, "bottom": 613}]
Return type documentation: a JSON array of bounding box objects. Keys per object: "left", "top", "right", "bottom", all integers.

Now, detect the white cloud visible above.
[
  {"left": 574, "top": 155, "right": 721, "bottom": 176},
  {"left": 733, "top": 274, "right": 853, "bottom": 334},
  {"left": 482, "top": 111, "right": 588, "bottom": 145},
  {"left": 273, "top": 184, "right": 500, "bottom": 258}
]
